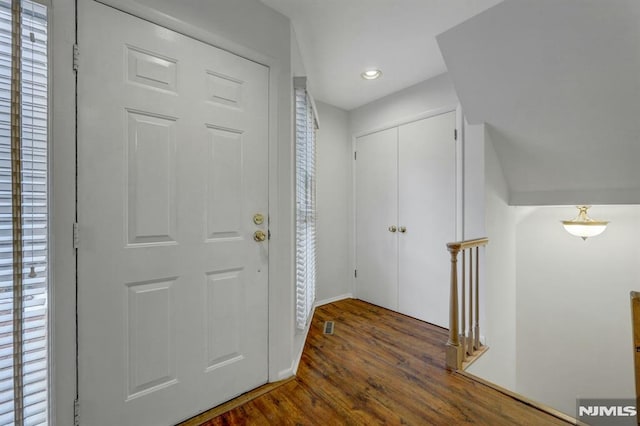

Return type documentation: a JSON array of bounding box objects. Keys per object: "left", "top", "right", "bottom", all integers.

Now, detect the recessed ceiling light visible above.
[{"left": 361, "top": 69, "right": 382, "bottom": 80}]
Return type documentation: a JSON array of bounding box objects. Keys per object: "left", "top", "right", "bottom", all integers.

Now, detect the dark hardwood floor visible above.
[{"left": 195, "top": 299, "right": 570, "bottom": 425}]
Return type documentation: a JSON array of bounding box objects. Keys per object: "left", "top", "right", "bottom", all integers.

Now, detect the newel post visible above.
[{"left": 446, "top": 244, "right": 462, "bottom": 370}]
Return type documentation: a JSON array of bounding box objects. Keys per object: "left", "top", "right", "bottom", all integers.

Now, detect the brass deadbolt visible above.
[{"left": 253, "top": 213, "right": 265, "bottom": 225}]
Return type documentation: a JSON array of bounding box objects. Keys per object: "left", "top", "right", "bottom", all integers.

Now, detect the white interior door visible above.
[
  {"left": 77, "top": 2, "right": 269, "bottom": 425},
  {"left": 398, "top": 112, "right": 456, "bottom": 327},
  {"left": 355, "top": 128, "right": 398, "bottom": 310}
]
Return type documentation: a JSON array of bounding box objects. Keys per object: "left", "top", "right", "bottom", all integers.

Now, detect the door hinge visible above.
[
  {"left": 354, "top": 269, "right": 357, "bottom": 278},
  {"left": 73, "top": 222, "right": 79, "bottom": 249},
  {"left": 354, "top": 151, "right": 357, "bottom": 160},
  {"left": 454, "top": 129, "right": 458, "bottom": 141},
  {"left": 73, "top": 43, "right": 79, "bottom": 72},
  {"left": 74, "top": 398, "right": 80, "bottom": 426}
]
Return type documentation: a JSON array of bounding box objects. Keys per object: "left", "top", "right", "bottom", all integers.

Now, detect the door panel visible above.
[
  {"left": 126, "top": 110, "right": 177, "bottom": 245},
  {"left": 355, "top": 128, "right": 398, "bottom": 310},
  {"left": 398, "top": 112, "right": 456, "bottom": 327},
  {"left": 77, "top": 2, "right": 269, "bottom": 425}
]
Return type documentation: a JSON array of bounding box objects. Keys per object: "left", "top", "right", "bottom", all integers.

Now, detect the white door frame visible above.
[
  {"left": 51, "top": 1, "right": 290, "bottom": 424},
  {"left": 350, "top": 105, "right": 464, "bottom": 299}
]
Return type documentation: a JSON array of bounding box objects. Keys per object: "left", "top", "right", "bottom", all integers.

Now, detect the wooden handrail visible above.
[
  {"left": 446, "top": 237, "right": 489, "bottom": 370},
  {"left": 447, "top": 237, "right": 489, "bottom": 251}
]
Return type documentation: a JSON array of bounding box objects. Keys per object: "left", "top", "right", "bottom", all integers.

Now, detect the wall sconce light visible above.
[{"left": 562, "top": 205, "right": 609, "bottom": 240}]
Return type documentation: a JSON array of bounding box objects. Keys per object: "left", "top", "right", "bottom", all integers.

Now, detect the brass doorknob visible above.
[
  {"left": 388, "top": 225, "right": 397, "bottom": 233},
  {"left": 253, "top": 230, "right": 267, "bottom": 242},
  {"left": 399, "top": 226, "right": 407, "bottom": 233}
]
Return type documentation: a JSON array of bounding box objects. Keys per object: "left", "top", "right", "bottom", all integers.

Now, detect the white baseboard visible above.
[
  {"left": 279, "top": 293, "right": 354, "bottom": 380},
  {"left": 290, "top": 305, "right": 315, "bottom": 377},
  {"left": 315, "top": 293, "right": 353, "bottom": 307},
  {"left": 275, "top": 367, "right": 294, "bottom": 381}
]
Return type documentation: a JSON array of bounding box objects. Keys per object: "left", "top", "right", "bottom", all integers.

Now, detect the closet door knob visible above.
[
  {"left": 388, "top": 225, "right": 397, "bottom": 233},
  {"left": 399, "top": 226, "right": 407, "bottom": 233}
]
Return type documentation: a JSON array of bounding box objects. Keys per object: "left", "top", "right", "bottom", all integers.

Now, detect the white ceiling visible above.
[
  {"left": 259, "top": 0, "right": 640, "bottom": 205},
  {"left": 260, "top": 0, "right": 503, "bottom": 110},
  {"left": 438, "top": 0, "right": 640, "bottom": 205}
]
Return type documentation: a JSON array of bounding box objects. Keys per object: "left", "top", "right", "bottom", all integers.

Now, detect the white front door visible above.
[{"left": 77, "top": 2, "right": 269, "bottom": 425}]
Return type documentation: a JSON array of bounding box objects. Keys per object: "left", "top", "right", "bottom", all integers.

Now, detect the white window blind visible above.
[
  {"left": 0, "top": 1, "right": 49, "bottom": 425},
  {"left": 295, "top": 83, "right": 318, "bottom": 330}
]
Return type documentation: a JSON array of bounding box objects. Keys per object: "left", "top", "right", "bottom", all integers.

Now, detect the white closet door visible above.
[
  {"left": 355, "top": 128, "right": 398, "bottom": 310},
  {"left": 77, "top": 2, "right": 269, "bottom": 425},
  {"left": 398, "top": 112, "right": 456, "bottom": 327}
]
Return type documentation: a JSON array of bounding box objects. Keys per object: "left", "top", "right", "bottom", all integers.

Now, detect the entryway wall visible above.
[
  {"left": 350, "top": 73, "right": 459, "bottom": 137},
  {"left": 471, "top": 138, "right": 639, "bottom": 415},
  {"left": 315, "top": 102, "right": 352, "bottom": 304}
]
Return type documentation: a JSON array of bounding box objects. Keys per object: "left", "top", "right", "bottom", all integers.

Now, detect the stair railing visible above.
[{"left": 446, "top": 237, "right": 489, "bottom": 370}]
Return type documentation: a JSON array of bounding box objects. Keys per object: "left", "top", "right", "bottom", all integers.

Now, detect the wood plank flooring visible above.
[{"left": 192, "top": 299, "right": 570, "bottom": 425}]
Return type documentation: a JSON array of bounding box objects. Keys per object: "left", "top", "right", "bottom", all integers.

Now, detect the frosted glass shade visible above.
[{"left": 562, "top": 206, "right": 608, "bottom": 240}]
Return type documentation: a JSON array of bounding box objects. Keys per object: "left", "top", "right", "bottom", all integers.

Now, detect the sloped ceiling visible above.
[
  {"left": 437, "top": 0, "right": 640, "bottom": 205},
  {"left": 260, "top": 0, "right": 502, "bottom": 110}
]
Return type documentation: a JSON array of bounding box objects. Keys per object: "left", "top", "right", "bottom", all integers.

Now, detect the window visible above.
[
  {"left": 294, "top": 78, "right": 318, "bottom": 330},
  {"left": 0, "top": 0, "right": 49, "bottom": 424}
]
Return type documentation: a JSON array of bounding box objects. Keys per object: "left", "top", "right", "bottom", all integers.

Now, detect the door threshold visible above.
[{"left": 178, "top": 377, "right": 296, "bottom": 426}]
